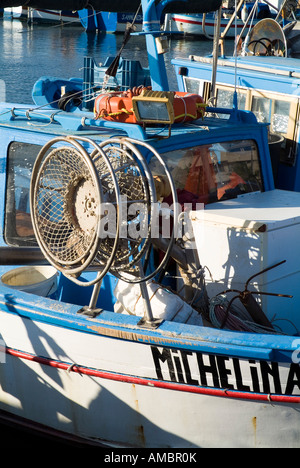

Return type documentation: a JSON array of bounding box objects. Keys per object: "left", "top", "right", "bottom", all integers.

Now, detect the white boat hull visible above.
[
  {"left": 3, "top": 7, "right": 25, "bottom": 18},
  {"left": 4, "top": 7, "right": 80, "bottom": 24},
  {"left": 0, "top": 299, "right": 299, "bottom": 448},
  {"left": 30, "top": 9, "right": 81, "bottom": 24}
]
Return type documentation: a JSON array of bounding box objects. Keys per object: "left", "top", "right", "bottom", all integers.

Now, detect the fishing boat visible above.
[
  {"left": 3, "top": 6, "right": 142, "bottom": 32},
  {"left": 77, "top": 10, "right": 144, "bottom": 33},
  {"left": 95, "top": 11, "right": 143, "bottom": 33},
  {"left": 27, "top": 8, "right": 81, "bottom": 24},
  {"left": 163, "top": 0, "right": 297, "bottom": 39},
  {"left": 173, "top": 47, "right": 300, "bottom": 193},
  {"left": 0, "top": 0, "right": 300, "bottom": 448},
  {"left": 4, "top": 6, "right": 81, "bottom": 23},
  {"left": 163, "top": 7, "right": 271, "bottom": 38}
]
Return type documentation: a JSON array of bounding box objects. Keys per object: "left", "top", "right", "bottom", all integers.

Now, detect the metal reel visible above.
[
  {"left": 30, "top": 136, "right": 178, "bottom": 288},
  {"left": 30, "top": 138, "right": 105, "bottom": 281},
  {"left": 30, "top": 135, "right": 181, "bottom": 324},
  {"left": 93, "top": 138, "right": 155, "bottom": 275},
  {"left": 30, "top": 136, "right": 149, "bottom": 285},
  {"left": 99, "top": 137, "right": 180, "bottom": 285}
]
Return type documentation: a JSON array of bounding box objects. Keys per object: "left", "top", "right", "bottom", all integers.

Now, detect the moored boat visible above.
[
  {"left": 163, "top": 0, "right": 298, "bottom": 42},
  {"left": 0, "top": 0, "right": 299, "bottom": 448},
  {"left": 96, "top": 11, "right": 143, "bottom": 32},
  {"left": 3, "top": 6, "right": 143, "bottom": 32},
  {"left": 4, "top": 6, "right": 81, "bottom": 23},
  {"left": 173, "top": 54, "right": 300, "bottom": 192},
  {"left": 163, "top": 0, "right": 287, "bottom": 38},
  {"left": 163, "top": 10, "right": 266, "bottom": 38},
  {"left": 28, "top": 8, "right": 81, "bottom": 24}
]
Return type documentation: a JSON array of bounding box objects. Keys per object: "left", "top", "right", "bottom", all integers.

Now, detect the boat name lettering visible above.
[
  {"left": 120, "top": 13, "right": 142, "bottom": 22},
  {"left": 151, "top": 346, "right": 300, "bottom": 396}
]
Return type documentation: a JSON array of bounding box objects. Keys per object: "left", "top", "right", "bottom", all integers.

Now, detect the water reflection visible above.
[
  {"left": 2, "top": 19, "right": 27, "bottom": 60},
  {"left": 0, "top": 19, "right": 234, "bottom": 103}
]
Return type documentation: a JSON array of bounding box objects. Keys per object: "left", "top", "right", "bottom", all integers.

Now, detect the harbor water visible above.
[
  {"left": 0, "top": 16, "right": 234, "bottom": 449},
  {"left": 0, "top": 18, "right": 234, "bottom": 104}
]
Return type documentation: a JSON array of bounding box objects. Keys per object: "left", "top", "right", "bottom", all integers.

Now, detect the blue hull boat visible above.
[
  {"left": 3, "top": 6, "right": 143, "bottom": 33},
  {"left": 0, "top": 0, "right": 300, "bottom": 448},
  {"left": 173, "top": 54, "right": 300, "bottom": 193}
]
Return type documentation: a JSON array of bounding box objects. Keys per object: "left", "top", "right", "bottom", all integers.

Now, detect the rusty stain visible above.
[
  {"left": 252, "top": 416, "right": 257, "bottom": 446},
  {"left": 131, "top": 384, "right": 146, "bottom": 447},
  {"left": 138, "top": 425, "right": 146, "bottom": 446},
  {"left": 132, "top": 384, "right": 139, "bottom": 412},
  {"left": 87, "top": 323, "right": 186, "bottom": 343}
]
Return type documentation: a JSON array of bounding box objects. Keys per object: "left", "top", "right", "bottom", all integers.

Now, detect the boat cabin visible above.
[
  {"left": 1, "top": 86, "right": 300, "bottom": 338},
  {"left": 0, "top": 100, "right": 275, "bottom": 317}
]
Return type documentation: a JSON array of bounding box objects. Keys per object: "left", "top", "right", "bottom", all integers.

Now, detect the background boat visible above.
[
  {"left": 163, "top": 11, "right": 267, "bottom": 38},
  {"left": 28, "top": 8, "right": 81, "bottom": 24},
  {"left": 3, "top": 6, "right": 143, "bottom": 32},
  {"left": 95, "top": 11, "right": 143, "bottom": 32},
  {"left": 4, "top": 6, "right": 81, "bottom": 23},
  {"left": 163, "top": 0, "right": 297, "bottom": 38}
]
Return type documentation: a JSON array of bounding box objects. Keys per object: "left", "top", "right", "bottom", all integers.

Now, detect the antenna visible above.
[
  {"left": 233, "top": 0, "right": 239, "bottom": 115},
  {"left": 210, "top": 6, "right": 222, "bottom": 104}
]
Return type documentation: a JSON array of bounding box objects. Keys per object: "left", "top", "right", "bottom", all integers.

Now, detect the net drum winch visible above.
[{"left": 30, "top": 135, "right": 179, "bottom": 323}]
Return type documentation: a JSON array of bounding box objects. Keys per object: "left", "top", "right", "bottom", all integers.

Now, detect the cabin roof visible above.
[{"left": 0, "top": 102, "right": 264, "bottom": 146}]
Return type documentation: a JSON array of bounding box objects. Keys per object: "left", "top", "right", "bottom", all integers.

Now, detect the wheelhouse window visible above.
[
  {"left": 251, "top": 95, "right": 291, "bottom": 135},
  {"left": 151, "top": 140, "right": 263, "bottom": 205},
  {"left": 184, "top": 77, "right": 203, "bottom": 95},
  {"left": 216, "top": 88, "right": 247, "bottom": 113},
  {"left": 199, "top": 82, "right": 296, "bottom": 138},
  {"left": 5, "top": 142, "right": 42, "bottom": 246}
]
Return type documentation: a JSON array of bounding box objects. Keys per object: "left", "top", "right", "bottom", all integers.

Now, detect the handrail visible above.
[
  {"left": 188, "top": 55, "right": 300, "bottom": 78},
  {"left": 0, "top": 106, "right": 148, "bottom": 139}
]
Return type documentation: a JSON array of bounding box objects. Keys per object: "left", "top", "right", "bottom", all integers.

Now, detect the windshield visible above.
[
  {"left": 151, "top": 139, "right": 263, "bottom": 206},
  {"left": 5, "top": 142, "right": 43, "bottom": 247},
  {"left": 5, "top": 139, "right": 263, "bottom": 247}
]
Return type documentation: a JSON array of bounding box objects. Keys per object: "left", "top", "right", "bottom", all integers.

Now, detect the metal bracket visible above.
[
  {"left": 137, "top": 317, "right": 163, "bottom": 329},
  {"left": 77, "top": 306, "right": 103, "bottom": 318}
]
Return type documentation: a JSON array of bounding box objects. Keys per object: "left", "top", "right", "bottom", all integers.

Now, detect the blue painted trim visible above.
[
  {"left": 0, "top": 106, "right": 148, "bottom": 139},
  {"left": 0, "top": 281, "right": 298, "bottom": 362},
  {"left": 173, "top": 56, "right": 300, "bottom": 97},
  {"left": 77, "top": 9, "right": 98, "bottom": 32}
]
